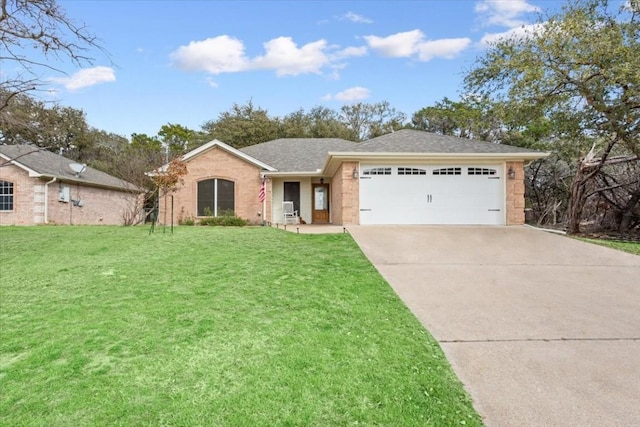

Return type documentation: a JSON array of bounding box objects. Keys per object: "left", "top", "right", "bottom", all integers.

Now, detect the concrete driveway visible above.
[{"left": 348, "top": 226, "right": 640, "bottom": 427}]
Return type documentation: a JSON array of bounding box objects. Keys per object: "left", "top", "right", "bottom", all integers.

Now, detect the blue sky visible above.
[{"left": 38, "top": 0, "right": 570, "bottom": 138}]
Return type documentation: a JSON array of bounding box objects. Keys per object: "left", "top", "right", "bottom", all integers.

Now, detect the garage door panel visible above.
[{"left": 359, "top": 165, "right": 504, "bottom": 225}]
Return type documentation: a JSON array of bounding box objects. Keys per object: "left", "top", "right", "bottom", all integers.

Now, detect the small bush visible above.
[
  {"left": 179, "top": 216, "right": 195, "bottom": 226},
  {"left": 199, "top": 215, "right": 248, "bottom": 227}
]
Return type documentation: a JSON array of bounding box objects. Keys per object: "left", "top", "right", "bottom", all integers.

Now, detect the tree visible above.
[
  {"left": 465, "top": 0, "right": 640, "bottom": 234},
  {"left": 305, "top": 106, "right": 353, "bottom": 139},
  {"left": 278, "top": 106, "right": 354, "bottom": 140},
  {"left": 158, "top": 123, "right": 208, "bottom": 158},
  {"left": 340, "top": 101, "right": 406, "bottom": 141},
  {"left": 201, "top": 100, "right": 279, "bottom": 148},
  {"left": 0, "top": 89, "right": 91, "bottom": 156},
  {"left": 411, "top": 96, "right": 503, "bottom": 141},
  {"left": 0, "top": 0, "right": 106, "bottom": 110}
]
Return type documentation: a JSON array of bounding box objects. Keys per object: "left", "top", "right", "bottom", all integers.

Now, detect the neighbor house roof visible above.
[
  {"left": 0, "top": 145, "right": 141, "bottom": 192},
  {"left": 240, "top": 138, "right": 357, "bottom": 173}
]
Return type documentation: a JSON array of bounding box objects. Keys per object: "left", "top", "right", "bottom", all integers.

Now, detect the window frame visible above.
[
  {"left": 196, "top": 178, "right": 235, "bottom": 217},
  {"left": 0, "top": 180, "right": 14, "bottom": 212}
]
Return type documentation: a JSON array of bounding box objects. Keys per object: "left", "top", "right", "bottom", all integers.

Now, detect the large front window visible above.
[
  {"left": 0, "top": 180, "right": 14, "bottom": 211},
  {"left": 197, "top": 178, "right": 235, "bottom": 216}
]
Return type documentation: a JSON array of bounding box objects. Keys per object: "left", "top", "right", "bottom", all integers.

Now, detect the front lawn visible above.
[
  {"left": 0, "top": 226, "right": 481, "bottom": 426},
  {"left": 579, "top": 238, "right": 640, "bottom": 256}
]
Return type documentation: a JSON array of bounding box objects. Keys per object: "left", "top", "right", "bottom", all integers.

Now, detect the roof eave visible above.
[
  {"left": 322, "top": 151, "right": 551, "bottom": 175},
  {"left": 0, "top": 153, "right": 43, "bottom": 177},
  {"left": 262, "top": 171, "right": 321, "bottom": 178},
  {"left": 36, "top": 173, "right": 145, "bottom": 193}
]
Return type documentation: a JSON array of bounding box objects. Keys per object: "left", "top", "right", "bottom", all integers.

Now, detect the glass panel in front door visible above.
[{"left": 314, "top": 186, "right": 328, "bottom": 209}]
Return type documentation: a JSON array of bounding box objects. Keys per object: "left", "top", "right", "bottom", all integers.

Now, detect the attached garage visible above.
[{"left": 359, "top": 164, "right": 505, "bottom": 225}]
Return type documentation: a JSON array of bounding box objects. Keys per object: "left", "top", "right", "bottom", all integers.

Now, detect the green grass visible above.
[
  {"left": 0, "top": 226, "right": 482, "bottom": 426},
  {"left": 580, "top": 238, "right": 640, "bottom": 255}
]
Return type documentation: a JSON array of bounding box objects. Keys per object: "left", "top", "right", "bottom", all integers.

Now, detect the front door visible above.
[{"left": 312, "top": 184, "right": 330, "bottom": 223}]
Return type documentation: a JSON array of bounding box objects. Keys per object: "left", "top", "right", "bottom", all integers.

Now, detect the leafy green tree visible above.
[
  {"left": 0, "top": 90, "right": 91, "bottom": 157},
  {"left": 277, "top": 106, "right": 354, "bottom": 140},
  {"left": 465, "top": 0, "right": 640, "bottom": 234},
  {"left": 158, "top": 123, "right": 207, "bottom": 157},
  {"left": 340, "top": 101, "right": 406, "bottom": 141},
  {"left": 201, "top": 100, "right": 279, "bottom": 148},
  {"left": 411, "top": 96, "right": 504, "bottom": 141}
]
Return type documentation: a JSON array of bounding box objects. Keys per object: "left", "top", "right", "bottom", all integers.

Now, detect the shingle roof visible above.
[
  {"left": 355, "top": 129, "right": 543, "bottom": 154},
  {"left": 240, "top": 138, "right": 358, "bottom": 172},
  {"left": 0, "top": 145, "right": 140, "bottom": 191}
]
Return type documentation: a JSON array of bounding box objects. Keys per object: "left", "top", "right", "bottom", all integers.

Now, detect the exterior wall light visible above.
[
  {"left": 352, "top": 167, "right": 359, "bottom": 179},
  {"left": 508, "top": 166, "right": 515, "bottom": 179}
]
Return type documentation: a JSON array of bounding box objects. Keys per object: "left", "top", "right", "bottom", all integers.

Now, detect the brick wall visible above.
[
  {"left": 0, "top": 164, "right": 141, "bottom": 225},
  {"left": 48, "top": 182, "right": 141, "bottom": 225},
  {"left": 0, "top": 164, "right": 40, "bottom": 225},
  {"left": 505, "top": 161, "right": 525, "bottom": 225},
  {"left": 159, "top": 147, "right": 263, "bottom": 225},
  {"left": 331, "top": 161, "right": 360, "bottom": 225}
]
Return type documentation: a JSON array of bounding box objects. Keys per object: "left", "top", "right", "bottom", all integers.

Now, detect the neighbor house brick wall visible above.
[
  {"left": 0, "top": 164, "right": 140, "bottom": 225},
  {"left": 0, "top": 164, "right": 41, "bottom": 225},
  {"left": 47, "top": 182, "right": 140, "bottom": 225},
  {"left": 331, "top": 161, "right": 359, "bottom": 225},
  {"left": 160, "top": 147, "right": 263, "bottom": 225},
  {"left": 505, "top": 161, "right": 525, "bottom": 225}
]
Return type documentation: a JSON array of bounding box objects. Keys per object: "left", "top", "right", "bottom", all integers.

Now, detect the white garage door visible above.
[{"left": 359, "top": 165, "right": 504, "bottom": 225}]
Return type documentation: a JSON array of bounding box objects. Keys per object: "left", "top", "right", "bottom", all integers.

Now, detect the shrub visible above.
[
  {"left": 179, "top": 216, "right": 195, "bottom": 226},
  {"left": 199, "top": 216, "right": 248, "bottom": 227}
]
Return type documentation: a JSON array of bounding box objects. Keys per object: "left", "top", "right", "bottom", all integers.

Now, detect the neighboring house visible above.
[
  {"left": 0, "top": 145, "right": 143, "bottom": 225},
  {"left": 157, "top": 129, "right": 548, "bottom": 226}
]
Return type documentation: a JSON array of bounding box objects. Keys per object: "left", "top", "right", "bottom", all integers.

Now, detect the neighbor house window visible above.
[
  {"left": 0, "top": 180, "right": 13, "bottom": 211},
  {"left": 197, "top": 178, "right": 235, "bottom": 216}
]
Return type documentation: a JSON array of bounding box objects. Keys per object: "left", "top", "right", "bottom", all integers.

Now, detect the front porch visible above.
[{"left": 268, "top": 176, "right": 332, "bottom": 225}]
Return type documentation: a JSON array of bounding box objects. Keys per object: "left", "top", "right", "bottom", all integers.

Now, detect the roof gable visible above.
[
  {"left": 0, "top": 145, "right": 140, "bottom": 191},
  {"left": 181, "top": 139, "right": 276, "bottom": 171}
]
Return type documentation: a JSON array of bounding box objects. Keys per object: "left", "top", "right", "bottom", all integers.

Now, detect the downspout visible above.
[{"left": 44, "top": 177, "right": 57, "bottom": 223}]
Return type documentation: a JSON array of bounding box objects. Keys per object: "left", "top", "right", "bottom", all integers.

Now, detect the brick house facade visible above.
[
  {"left": 154, "top": 131, "right": 546, "bottom": 227},
  {"left": 0, "top": 146, "right": 142, "bottom": 226}
]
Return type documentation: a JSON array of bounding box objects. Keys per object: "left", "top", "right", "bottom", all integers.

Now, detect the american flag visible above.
[{"left": 258, "top": 177, "right": 266, "bottom": 202}]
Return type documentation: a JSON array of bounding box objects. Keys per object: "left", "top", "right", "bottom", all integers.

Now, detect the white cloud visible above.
[
  {"left": 206, "top": 77, "right": 218, "bottom": 88},
  {"left": 475, "top": 0, "right": 540, "bottom": 28},
  {"left": 333, "top": 46, "right": 368, "bottom": 59},
  {"left": 322, "top": 86, "right": 371, "bottom": 101},
  {"left": 364, "top": 29, "right": 424, "bottom": 58},
  {"left": 252, "top": 37, "right": 329, "bottom": 76},
  {"left": 417, "top": 38, "right": 473, "bottom": 61},
  {"left": 50, "top": 66, "right": 115, "bottom": 91},
  {"left": 479, "top": 22, "right": 544, "bottom": 46},
  {"left": 364, "top": 30, "right": 471, "bottom": 61},
  {"left": 170, "top": 35, "right": 249, "bottom": 74},
  {"left": 341, "top": 11, "right": 373, "bottom": 24},
  {"left": 171, "top": 35, "right": 368, "bottom": 79}
]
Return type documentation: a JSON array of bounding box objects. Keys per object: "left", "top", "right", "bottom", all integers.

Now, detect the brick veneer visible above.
[
  {"left": 0, "top": 164, "right": 140, "bottom": 225},
  {"left": 331, "top": 161, "right": 359, "bottom": 225},
  {"left": 159, "top": 147, "right": 263, "bottom": 225},
  {"left": 505, "top": 161, "right": 525, "bottom": 225}
]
